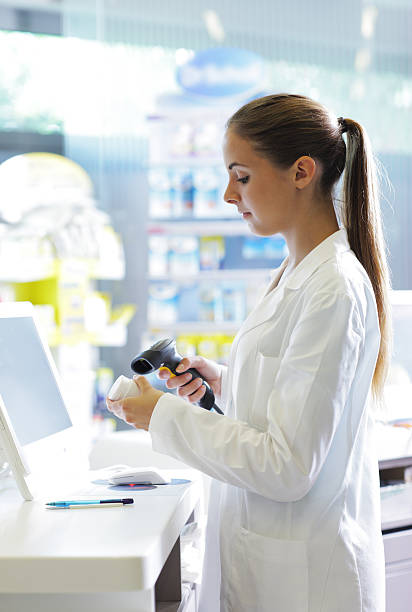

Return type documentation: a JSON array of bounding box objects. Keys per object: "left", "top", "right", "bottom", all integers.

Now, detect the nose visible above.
[{"left": 223, "top": 183, "right": 240, "bottom": 205}]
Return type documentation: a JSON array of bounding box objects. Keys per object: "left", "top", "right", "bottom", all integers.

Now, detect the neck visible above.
[{"left": 283, "top": 199, "right": 339, "bottom": 269}]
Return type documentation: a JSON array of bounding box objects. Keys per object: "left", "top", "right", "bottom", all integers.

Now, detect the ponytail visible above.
[{"left": 341, "top": 118, "right": 392, "bottom": 404}]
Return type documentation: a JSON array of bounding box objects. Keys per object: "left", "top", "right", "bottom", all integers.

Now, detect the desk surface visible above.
[{"left": 0, "top": 469, "right": 200, "bottom": 594}]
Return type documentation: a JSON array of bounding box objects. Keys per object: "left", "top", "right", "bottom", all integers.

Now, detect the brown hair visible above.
[{"left": 227, "top": 93, "right": 392, "bottom": 403}]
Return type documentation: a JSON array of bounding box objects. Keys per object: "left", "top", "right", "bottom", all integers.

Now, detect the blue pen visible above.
[{"left": 46, "top": 498, "right": 134, "bottom": 507}]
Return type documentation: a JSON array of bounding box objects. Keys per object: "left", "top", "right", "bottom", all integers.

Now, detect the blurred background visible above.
[{"left": 0, "top": 0, "right": 411, "bottom": 439}]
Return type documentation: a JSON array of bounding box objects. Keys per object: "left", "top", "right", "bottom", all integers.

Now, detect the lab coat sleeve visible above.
[{"left": 149, "top": 291, "right": 364, "bottom": 502}]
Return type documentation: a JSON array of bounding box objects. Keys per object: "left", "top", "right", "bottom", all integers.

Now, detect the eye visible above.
[{"left": 237, "top": 176, "right": 249, "bottom": 184}]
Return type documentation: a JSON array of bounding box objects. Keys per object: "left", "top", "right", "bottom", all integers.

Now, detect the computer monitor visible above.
[{"left": 0, "top": 302, "right": 84, "bottom": 500}]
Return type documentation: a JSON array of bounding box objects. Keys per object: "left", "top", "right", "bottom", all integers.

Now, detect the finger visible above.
[
  {"left": 122, "top": 409, "right": 136, "bottom": 425},
  {"left": 106, "top": 398, "right": 122, "bottom": 411},
  {"left": 133, "top": 375, "right": 152, "bottom": 393},
  {"left": 177, "top": 376, "right": 204, "bottom": 398},
  {"left": 175, "top": 358, "right": 192, "bottom": 373},
  {"left": 165, "top": 371, "right": 192, "bottom": 390},
  {"left": 157, "top": 367, "right": 171, "bottom": 380},
  {"left": 106, "top": 400, "right": 124, "bottom": 418},
  {"left": 176, "top": 355, "right": 205, "bottom": 372},
  {"left": 185, "top": 384, "right": 207, "bottom": 404}
]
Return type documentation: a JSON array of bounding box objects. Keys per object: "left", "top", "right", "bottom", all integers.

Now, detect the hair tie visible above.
[{"left": 337, "top": 117, "right": 348, "bottom": 134}]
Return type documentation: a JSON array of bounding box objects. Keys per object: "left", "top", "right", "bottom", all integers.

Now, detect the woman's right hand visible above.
[{"left": 157, "top": 355, "right": 222, "bottom": 405}]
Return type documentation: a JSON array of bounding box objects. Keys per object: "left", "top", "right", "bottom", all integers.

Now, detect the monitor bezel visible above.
[{"left": 0, "top": 302, "right": 82, "bottom": 500}]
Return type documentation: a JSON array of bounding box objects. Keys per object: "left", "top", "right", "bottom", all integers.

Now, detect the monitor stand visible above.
[{"left": 0, "top": 395, "right": 33, "bottom": 501}]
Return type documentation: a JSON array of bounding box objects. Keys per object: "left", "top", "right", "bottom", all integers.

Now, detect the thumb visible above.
[{"left": 133, "top": 375, "right": 152, "bottom": 393}]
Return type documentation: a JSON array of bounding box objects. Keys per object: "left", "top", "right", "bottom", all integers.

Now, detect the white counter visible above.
[{"left": 0, "top": 470, "right": 201, "bottom": 612}]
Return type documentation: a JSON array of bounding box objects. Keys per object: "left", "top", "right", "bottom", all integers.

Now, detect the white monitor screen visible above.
[{"left": 0, "top": 315, "right": 72, "bottom": 446}]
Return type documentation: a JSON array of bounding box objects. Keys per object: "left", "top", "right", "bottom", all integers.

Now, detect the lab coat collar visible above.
[
  {"left": 237, "top": 228, "right": 350, "bottom": 342},
  {"left": 281, "top": 227, "right": 350, "bottom": 291}
]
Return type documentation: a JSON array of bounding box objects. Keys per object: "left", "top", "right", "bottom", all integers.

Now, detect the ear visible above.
[{"left": 293, "top": 156, "right": 317, "bottom": 190}]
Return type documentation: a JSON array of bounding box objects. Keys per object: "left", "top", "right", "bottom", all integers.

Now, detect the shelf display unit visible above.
[
  {"left": 145, "top": 109, "right": 288, "bottom": 363},
  {"left": 0, "top": 153, "right": 135, "bottom": 440}
]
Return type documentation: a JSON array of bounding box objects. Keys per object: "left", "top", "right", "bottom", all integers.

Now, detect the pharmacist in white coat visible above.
[{"left": 107, "top": 94, "right": 392, "bottom": 611}]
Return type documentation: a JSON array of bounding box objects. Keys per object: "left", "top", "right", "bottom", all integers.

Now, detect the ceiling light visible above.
[
  {"left": 355, "top": 48, "right": 372, "bottom": 72},
  {"left": 361, "top": 5, "right": 378, "bottom": 39},
  {"left": 202, "top": 10, "right": 225, "bottom": 43}
]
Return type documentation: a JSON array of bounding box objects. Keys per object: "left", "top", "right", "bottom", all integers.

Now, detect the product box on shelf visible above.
[{"left": 199, "top": 236, "right": 225, "bottom": 270}]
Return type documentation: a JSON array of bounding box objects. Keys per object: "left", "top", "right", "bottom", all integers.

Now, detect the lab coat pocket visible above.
[{"left": 230, "top": 527, "right": 308, "bottom": 612}]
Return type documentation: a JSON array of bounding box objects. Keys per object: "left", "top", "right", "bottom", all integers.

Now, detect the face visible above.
[{"left": 223, "top": 129, "right": 295, "bottom": 237}]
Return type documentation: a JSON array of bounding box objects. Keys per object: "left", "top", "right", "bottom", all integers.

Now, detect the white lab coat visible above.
[{"left": 149, "top": 228, "right": 385, "bottom": 611}]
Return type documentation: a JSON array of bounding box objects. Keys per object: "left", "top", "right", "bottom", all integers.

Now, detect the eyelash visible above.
[{"left": 237, "top": 176, "right": 249, "bottom": 184}]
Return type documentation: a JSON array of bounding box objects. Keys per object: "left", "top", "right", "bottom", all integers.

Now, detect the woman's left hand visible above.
[{"left": 106, "top": 376, "right": 164, "bottom": 431}]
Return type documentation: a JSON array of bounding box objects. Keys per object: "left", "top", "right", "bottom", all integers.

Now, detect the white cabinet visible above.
[
  {"left": 384, "top": 528, "right": 412, "bottom": 612},
  {"left": 380, "top": 457, "right": 412, "bottom": 612}
]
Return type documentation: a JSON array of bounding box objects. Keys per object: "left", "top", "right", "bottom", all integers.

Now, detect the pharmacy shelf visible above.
[
  {"left": 148, "top": 219, "right": 249, "bottom": 236},
  {"left": 0, "top": 259, "right": 125, "bottom": 283},
  {"left": 147, "top": 110, "right": 228, "bottom": 121},
  {"left": 47, "top": 324, "right": 128, "bottom": 347},
  {"left": 149, "top": 268, "right": 273, "bottom": 284},
  {"left": 148, "top": 321, "right": 241, "bottom": 334},
  {"left": 147, "top": 157, "right": 222, "bottom": 168},
  {"left": 0, "top": 259, "right": 57, "bottom": 282}
]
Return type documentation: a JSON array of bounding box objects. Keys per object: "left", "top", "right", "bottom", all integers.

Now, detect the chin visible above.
[{"left": 250, "top": 225, "right": 279, "bottom": 237}]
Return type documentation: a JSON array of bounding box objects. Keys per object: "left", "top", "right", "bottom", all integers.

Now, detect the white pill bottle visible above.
[{"left": 107, "top": 375, "right": 141, "bottom": 401}]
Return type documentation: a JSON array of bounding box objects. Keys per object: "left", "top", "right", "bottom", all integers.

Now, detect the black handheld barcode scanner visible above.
[{"left": 131, "top": 338, "right": 223, "bottom": 415}]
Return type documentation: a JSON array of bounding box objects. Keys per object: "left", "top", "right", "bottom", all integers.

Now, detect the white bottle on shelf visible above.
[{"left": 192, "top": 167, "right": 221, "bottom": 217}]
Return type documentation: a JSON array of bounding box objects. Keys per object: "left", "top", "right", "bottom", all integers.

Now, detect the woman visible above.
[{"left": 107, "top": 94, "right": 391, "bottom": 611}]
